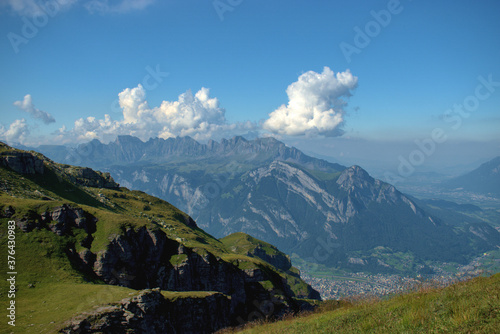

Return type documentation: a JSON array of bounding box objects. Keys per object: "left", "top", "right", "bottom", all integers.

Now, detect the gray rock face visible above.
[
  {"left": 84, "top": 224, "right": 309, "bottom": 326},
  {"left": 10, "top": 200, "right": 315, "bottom": 330},
  {"left": 202, "top": 162, "right": 400, "bottom": 241},
  {"left": 91, "top": 226, "right": 248, "bottom": 315},
  {"left": 336, "top": 165, "right": 406, "bottom": 209},
  {"left": 15, "top": 204, "right": 97, "bottom": 235},
  {"left": 0, "top": 151, "right": 44, "bottom": 174},
  {"left": 49, "top": 204, "right": 96, "bottom": 236},
  {"left": 60, "top": 289, "right": 232, "bottom": 334}
]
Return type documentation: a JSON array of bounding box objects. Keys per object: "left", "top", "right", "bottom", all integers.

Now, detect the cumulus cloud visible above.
[
  {"left": 58, "top": 84, "right": 256, "bottom": 144},
  {"left": 153, "top": 87, "right": 227, "bottom": 138},
  {"left": 263, "top": 67, "right": 358, "bottom": 137},
  {"left": 119, "top": 85, "right": 150, "bottom": 124},
  {"left": 84, "top": 0, "right": 155, "bottom": 14},
  {"left": 0, "top": 119, "right": 30, "bottom": 144},
  {"left": 13, "top": 94, "right": 56, "bottom": 124}
]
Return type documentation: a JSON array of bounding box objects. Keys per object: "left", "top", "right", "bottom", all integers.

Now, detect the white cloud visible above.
[
  {"left": 263, "top": 67, "right": 358, "bottom": 137},
  {"left": 154, "top": 87, "right": 227, "bottom": 138},
  {"left": 0, "top": 0, "right": 153, "bottom": 16},
  {"left": 14, "top": 94, "right": 56, "bottom": 124},
  {"left": 118, "top": 85, "right": 149, "bottom": 124},
  {"left": 58, "top": 84, "right": 257, "bottom": 144},
  {"left": 0, "top": 0, "right": 76, "bottom": 16},
  {"left": 0, "top": 119, "right": 30, "bottom": 144},
  {"left": 84, "top": 0, "right": 155, "bottom": 14},
  {"left": 0, "top": 0, "right": 40, "bottom": 16}
]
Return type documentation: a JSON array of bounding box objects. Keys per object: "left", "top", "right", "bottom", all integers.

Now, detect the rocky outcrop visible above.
[
  {"left": 50, "top": 204, "right": 96, "bottom": 235},
  {"left": 11, "top": 201, "right": 312, "bottom": 327},
  {"left": 1, "top": 205, "right": 15, "bottom": 218},
  {"left": 0, "top": 144, "right": 119, "bottom": 190},
  {"left": 64, "top": 167, "right": 119, "bottom": 189},
  {"left": 86, "top": 225, "right": 308, "bottom": 325},
  {"left": 15, "top": 204, "right": 97, "bottom": 236},
  {"left": 91, "top": 226, "right": 248, "bottom": 316},
  {"left": 11, "top": 202, "right": 312, "bottom": 329},
  {"left": 10, "top": 204, "right": 307, "bottom": 328},
  {"left": 0, "top": 150, "right": 44, "bottom": 174},
  {"left": 164, "top": 292, "right": 232, "bottom": 333},
  {"left": 60, "top": 289, "right": 232, "bottom": 334}
]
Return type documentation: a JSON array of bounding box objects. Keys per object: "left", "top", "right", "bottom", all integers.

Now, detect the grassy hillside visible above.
[
  {"left": 221, "top": 232, "right": 320, "bottom": 300},
  {"left": 0, "top": 143, "right": 319, "bottom": 332},
  {"left": 0, "top": 212, "right": 137, "bottom": 333},
  {"left": 228, "top": 273, "right": 500, "bottom": 333}
]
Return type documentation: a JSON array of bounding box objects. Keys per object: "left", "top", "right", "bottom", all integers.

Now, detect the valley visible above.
[
  {"left": 33, "top": 135, "right": 500, "bottom": 301},
  {"left": 298, "top": 249, "right": 500, "bottom": 300}
]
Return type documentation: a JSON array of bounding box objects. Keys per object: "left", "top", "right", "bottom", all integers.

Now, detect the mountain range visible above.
[
  {"left": 0, "top": 142, "right": 320, "bottom": 333},
  {"left": 34, "top": 136, "right": 500, "bottom": 274}
]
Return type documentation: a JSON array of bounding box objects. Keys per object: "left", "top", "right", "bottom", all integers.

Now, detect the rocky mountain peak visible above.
[
  {"left": 115, "top": 135, "right": 144, "bottom": 146},
  {"left": 336, "top": 165, "right": 374, "bottom": 191},
  {"left": 229, "top": 135, "right": 248, "bottom": 145}
]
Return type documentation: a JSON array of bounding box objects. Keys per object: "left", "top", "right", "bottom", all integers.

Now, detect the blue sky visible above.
[{"left": 1, "top": 0, "right": 499, "bottom": 176}]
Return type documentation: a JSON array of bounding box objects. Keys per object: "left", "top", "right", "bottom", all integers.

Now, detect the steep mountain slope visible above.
[
  {"left": 443, "top": 156, "right": 500, "bottom": 197},
  {"left": 0, "top": 142, "right": 319, "bottom": 333},
  {"left": 35, "top": 136, "right": 500, "bottom": 274},
  {"left": 200, "top": 161, "right": 499, "bottom": 271}
]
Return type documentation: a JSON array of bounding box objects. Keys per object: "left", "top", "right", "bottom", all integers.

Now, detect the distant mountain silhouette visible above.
[{"left": 444, "top": 156, "right": 500, "bottom": 197}]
